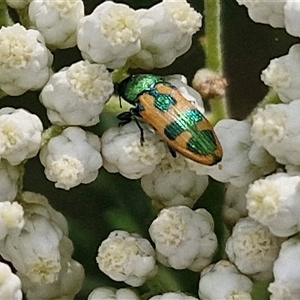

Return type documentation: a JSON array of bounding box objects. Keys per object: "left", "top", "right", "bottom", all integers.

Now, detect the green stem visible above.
[{"left": 203, "top": 0, "right": 229, "bottom": 122}]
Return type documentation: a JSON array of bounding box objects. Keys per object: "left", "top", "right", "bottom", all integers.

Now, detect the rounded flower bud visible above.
[
  {"left": 0, "top": 108, "right": 43, "bottom": 165},
  {"left": 101, "top": 122, "right": 167, "bottom": 179},
  {"left": 40, "top": 60, "right": 113, "bottom": 126},
  {"left": 149, "top": 206, "right": 217, "bottom": 272},
  {"left": 96, "top": 230, "right": 157, "bottom": 287},
  {"left": 199, "top": 260, "right": 253, "bottom": 300},
  {"left": 226, "top": 217, "right": 285, "bottom": 280},
  {"left": 40, "top": 127, "right": 102, "bottom": 190},
  {"left": 141, "top": 153, "right": 208, "bottom": 209},
  {"left": 0, "top": 24, "right": 52, "bottom": 95},
  {"left": 77, "top": 1, "right": 141, "bottom": 69},
  {"left": 29, "top": 0, "right": 84, "bottom": 49},
  {"left": 246, "top": 173, "right": 300, "bottom": 237}
]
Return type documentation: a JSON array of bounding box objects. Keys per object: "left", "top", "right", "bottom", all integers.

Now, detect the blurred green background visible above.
[{"left": 2, "top": 0, "right": 298, "bottom": 298}]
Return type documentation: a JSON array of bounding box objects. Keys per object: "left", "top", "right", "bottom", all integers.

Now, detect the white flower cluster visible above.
[
  {"left": 0, "top": 192, "right": 84, "bottom": 300},
  {"left": 206, "top": 2, "right": 300, "bottom": 299},
  {"left": 6, "top": 0, "right": 300, "bottom": 298},
  {"left": 0, "top": 0, "right": 203, "bottom": 297},
  {"left": 77, "top": 0, "right": 202, "bottom": 69}
]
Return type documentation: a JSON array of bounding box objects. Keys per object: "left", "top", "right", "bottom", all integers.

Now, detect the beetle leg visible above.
[
  {"left": 117, "top": 109, "right": 145, "bottom": 144},
  {"left": 131, "top": 114, "right": 145, "bottom": 144},
  {"left": 117, "top": 111, "right": 132, "bottom": 126},
  {"left": 168, "top": 145, "right": 177, "bottom": 158}
]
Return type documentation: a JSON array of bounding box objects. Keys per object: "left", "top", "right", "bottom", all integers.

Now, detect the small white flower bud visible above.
[
  {"left": 141, "top": 153, "right": 208, "bottom": 209},
  {"left": 192, "top": 68, "right": 227, "bottom": 100},
  {"left": 199, "top": 260, "right": 253, "bottom": 300},
  {"left": 0, "top": 24, "right": 52, "bottom": 95},
  {"left": 29, "top": 0, "right": 84, "bottom": 49},
  {"left": 149, "top": 206, "right": 217, "bottom": 272},
  {"left": 226, "top": 217, "right": 285, "bottom": 281},
  {"left": 96, "top": 230, "right": 157, "bottom": 287},
  {"left": 246, "top": 173, "right": 300, "bottom": 237},
  {"left": 40, "top": 60, "right": 113, "bottom": 126},
  {"left": 251, "top": 99, "right": 300, "bottom": 165},
  {"left": 261, "top": 44, "right": 300, "bottom": 103},
  {"left": 77, "top": 1, "right": 141, "bottom": 69},
  {"left": 101, "top": 122, "right": 167, "bottom": 179},
  {"left": 0, "top": 108, "right": 43, "bottom": 165},
  {"left": 40, "top": 127, "right": 102, "bottom": 190}
]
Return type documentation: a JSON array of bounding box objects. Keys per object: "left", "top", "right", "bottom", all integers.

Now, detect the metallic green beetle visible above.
[{"left": 118, "top": 74, "right": 222, "bottom": 165}]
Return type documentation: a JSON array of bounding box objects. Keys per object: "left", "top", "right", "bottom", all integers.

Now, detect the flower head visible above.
[
  {"left": 199, "top": 260, "right": 253, "bottom": 300},
  {"left": 141, "top": 153, "right": 208, "bottom": 209},
  {"left": 0, "top": 24, "right": 52, "bottom": 95},
  {"left": 261, "top": 44, "right": 300, "bottom": 103},
  {"left": 40, "top": 60, "right": 113, "bottom": 126},
  {"left": 0, "top": 108, "right": 43, "bottom": 165},
  {"left": 0, "top": 192, "right": 65, "bottom": 284},
  {"left": 29, "top": 0, "right": 84, "bottom": 49},
  {"left": 246, "top": 173, "right": 300, "bottom": 237},
  {"left": 225, "top": 217, "right": 285, "bottom": 280},
  {"left": 149, "top": 206, "right": 217, "bottom": 272},
  {"left": 77, "top": 1, "right": 141, "bottom": 69},
  {"left": 251, "top": 99, "right": 300, "bottom": 165},
  {"left": 101, "top": 122, "right": 167, "bottom": 179},
  {"left": 40, "top": 127, "right": 102, "bottom": 190},
  {"left": 96, "top": 231, "right": 157, "bottom": 287},
  {"left": 128, "top": 0, "right": 202, "bottom": 69}
]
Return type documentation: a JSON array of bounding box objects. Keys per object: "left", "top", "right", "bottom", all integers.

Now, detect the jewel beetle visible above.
[{"left": 117, "top": 74, "right": 223, "bottom": 166}]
